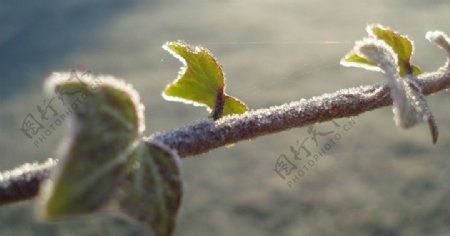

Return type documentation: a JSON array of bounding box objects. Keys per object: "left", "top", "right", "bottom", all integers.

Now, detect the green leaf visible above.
[
  {"left": 340, "top": 51, "right": 381, "bottom": 72},
  {"left": 368, "top": 24, "right": 422, "bottom": 76},
  {"left": 115, "top": 141, "right": 183, "bottom": 236},
  {"left": 223, "top": 96, "right": 248, "bottom": 116},
  {"left": 163, "top": 41, "right": 248, "bottom": 119},
  {"left": 411, "top": 65, "right": 422, "bottom": 76},
  {"left": 39, "top": 73, "right": 144, "bottom": 218},
  {"left": 40, "top": 72, "right": 184, "bottom": 234}
]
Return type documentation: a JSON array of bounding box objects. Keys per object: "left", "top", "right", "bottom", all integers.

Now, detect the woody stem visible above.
[{"left": 1, "top": 67, "right": 450, "bottom": 206}]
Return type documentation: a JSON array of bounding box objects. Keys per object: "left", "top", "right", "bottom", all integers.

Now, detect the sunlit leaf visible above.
[
  {"left": 368, "top": 24, "right": 422, "bottom": 76},
  {"left": 341, "top": 24, "right": 437, "bottom": 144},
  {"left": 340, "top": 51, "right": 381, "bottom": 72},
  {"left": 39, "top": 73, "right": 144, "bottom": 218},
  {"left": 223, "top": 96, "right": 248, "bottom": 116},
  {"left": 163, "top": 41, "right": 248, "bottom": 120},
  {"left": 115, "top": 141, "right": 182, "bottom": 236}
]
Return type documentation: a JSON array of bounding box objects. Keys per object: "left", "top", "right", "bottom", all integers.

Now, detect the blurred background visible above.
[{"left": 1, "top": 0, "right": 450, "bottom": 235}]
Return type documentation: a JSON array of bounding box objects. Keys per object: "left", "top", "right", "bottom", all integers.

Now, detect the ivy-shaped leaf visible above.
[
  {"left": 341, "top": 24, "right": 422, "bottom": 76},
  {"left": 115, "top": 141, "right": 182, "bottom": 236},
  {"left": 39, "top": 73, "right": 144, "bottom": 218},
  {"left": 39, "top": 72, "right": 183, "bottom": 235},
  {"left": 368, "top": 24, "right": 422, "bottom": 76},
  {"left": 162, "top": 41, "right": 248, "bottom": 120},
  {"left": 344, "top": 29, "right": 439, "bottom": 144}
]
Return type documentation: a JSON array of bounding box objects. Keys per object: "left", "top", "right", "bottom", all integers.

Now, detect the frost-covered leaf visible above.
[
  {"left": 115, "top": 141, "right": 182, "bottom": 236},
  {"left": 341, "top": 24, "right": 422, "bottom": 76},
  {"left": 162, "top": 41, "right": 248, "bottom": 120},
  {"left": 40, "top": 72, "right": 184, "bottom": 235},
  {"left": 368, "top": 24, "right": 422, "bottom": 76},
  {"left": 391, "top": 75, "right": 438, "bottom": 144},
  {"left": 340, "top": 38, "right": 394, "bottom": 73},
  {"left": 348, "top": 38, "right": 398, "bottom": 74},
  {"left": 39, "top": 72, "right": 144, "bottom": 218},
  {"left": 342, "top": 25, "right": 438, "bottom": 144}
]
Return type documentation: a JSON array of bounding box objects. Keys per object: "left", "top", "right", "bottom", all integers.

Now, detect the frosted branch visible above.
[
  {"left": 1, "top": 67, "right": 449, "bottom": 205},
  {"left": 151, "top": 66, "right": 450, "bottom": 156},
  {"left": 0, "top": 158, "right": 56, "bottom": 206}
]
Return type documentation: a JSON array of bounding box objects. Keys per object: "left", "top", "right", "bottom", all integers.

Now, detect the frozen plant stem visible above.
[
  {"left": 0, "top": 159, "right": 56, "bottom": 205},
  {"left": 153, "top": 66, "right": 449, "bottom": 156},
  {"left": 1, "top": 65, "right": 449, "bottom": 206}
]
